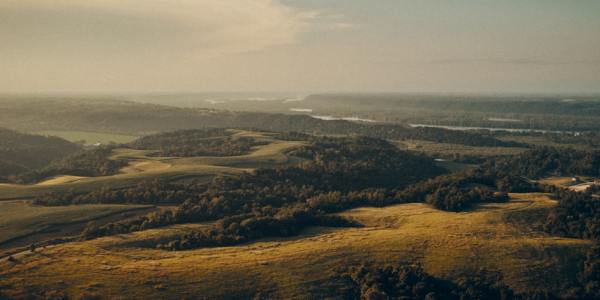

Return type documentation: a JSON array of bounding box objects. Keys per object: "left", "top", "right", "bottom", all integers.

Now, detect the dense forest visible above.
[
  {"left": 544, "top": 186, "right": 600, "bottom": 241},
  {"left": 0, "top": 128, "right": 80, "bottom": 182},
  {"left": 493, "top": 147, "right": 600, "bottom": 179},
  {"left": 345, "top": 257, "right": 600, "bottom": 300},
  {"left": 347, "top": 264, "right": 516, "bottom": 300},
  {"left": 129, "top": 129, "right": 267, "bottom": 157}
]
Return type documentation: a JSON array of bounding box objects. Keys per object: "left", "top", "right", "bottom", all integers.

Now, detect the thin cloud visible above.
[
  {"left": 428, "top": 58, "right": 599, "bottom": 66},
  {"left": 0, "top": 0, "right": 333, "bottom": 59}
]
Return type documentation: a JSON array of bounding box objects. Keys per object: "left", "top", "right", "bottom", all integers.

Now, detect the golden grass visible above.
[
  {"left": 0, "top": 137, "right": 304, "bottom": 200},
  {"left": 0, "top": 193, "right": 592, "bottom": 299},
  {"left": 0, "top": 201, "right": 154, "bottom": 247},
  {"left": 119, "top": 161, "right": 172, "bottom": 175},
  {"left": 37, "top": 175, "right": 88, "bottom": 186},
  {"left": 538, "top": 176, "right": 578, "bottom": 188}
]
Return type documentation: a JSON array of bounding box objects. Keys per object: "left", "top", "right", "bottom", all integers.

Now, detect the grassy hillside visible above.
[
  {"left": 0, "top": 201, "right": 156, "bottom": 252},
  {"left": 1, "top": 126, "right": 597, "bottom": 299},
  {"left": 0, "top": 193, "right": 592, "bottom": 299},
  {"left": 0, "top": 131, "right": 303, "bottom": 200}
]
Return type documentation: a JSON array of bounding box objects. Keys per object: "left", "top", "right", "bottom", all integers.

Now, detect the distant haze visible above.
[{"left": 1, "top": 0, "right": 599, "bottom": 94}]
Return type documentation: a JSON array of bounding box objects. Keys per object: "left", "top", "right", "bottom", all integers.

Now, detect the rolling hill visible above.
[{"left": 0, "top": 128, "right": 80, "bottom": 180}]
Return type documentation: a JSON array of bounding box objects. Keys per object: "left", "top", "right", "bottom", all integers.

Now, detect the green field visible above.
[{"left": 35, "top": 130, "right": 139, "bottom": 145}]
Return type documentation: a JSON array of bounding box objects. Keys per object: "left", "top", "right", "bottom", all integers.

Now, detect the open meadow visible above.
[{"left": 0, "top": 193, "right": 592, "bottom": 299}]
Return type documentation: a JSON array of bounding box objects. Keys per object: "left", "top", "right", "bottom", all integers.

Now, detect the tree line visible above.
[
  {"left": 129, "top": 128, "right": 268, "bottom": 157},
  {"left": 345, "top": 259, "right": 600, "bottom": 300},
  {"left": 347, "top": 264, "right": 516, "bottom": 300},
  {"left": 492, "top": 146, "right": 600, "bottom": 179},
  {"left": 544, "top": 185, "right": 600, "bottom": 241}
]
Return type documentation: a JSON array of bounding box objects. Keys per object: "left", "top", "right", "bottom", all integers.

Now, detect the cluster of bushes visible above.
[
  {"left": 347, "top": 264, "right": 515, "bottom": 300},
  {"left": 425, "top": 187, "right": 508, "bottom": 211},
  {"left": 82, "top": 208, "right": 185, "bottom": 237},
  {"left": 33, "top": 179, "right": 201, "bottom": 206},
  {"left": 273, "top": 131, "right": 312, "bottom": 141},
  {"left": 544, "top": 186, "right": 600, "bottom": 241},
  {"left": 346, "top": 261, "right": 600, "bottom": 299},
  {"left": 541, "top": 184, "right": 600, "bottom": 298},
  {"left": 580, "top": 246, "right": 600, "bottom": 299},
  {"left": 129, "top": 129, "right": 268, "bottom": 157},
  {"left": 389, "top": 166, "right": 540, "bottom": 210},
  {"left": 157, "top": 206, "right": 359, "bottom": 250}
]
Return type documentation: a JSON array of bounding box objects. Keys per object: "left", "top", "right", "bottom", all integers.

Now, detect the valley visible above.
[{"left": 0, "top": 98, "right": 599, "bottom": 299}]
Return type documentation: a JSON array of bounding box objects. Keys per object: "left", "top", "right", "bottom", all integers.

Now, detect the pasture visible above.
[{"left": 0, "top": 193, "right": 592, "bottom": 299}]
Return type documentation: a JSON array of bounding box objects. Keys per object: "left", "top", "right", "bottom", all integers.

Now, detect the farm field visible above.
[{"left": 0, "top": 193, "right": 591, "bottom": 299}]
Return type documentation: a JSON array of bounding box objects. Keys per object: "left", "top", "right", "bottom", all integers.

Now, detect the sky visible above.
[{"left": 1, "top": 0, "right": 599, "bottom": 94}]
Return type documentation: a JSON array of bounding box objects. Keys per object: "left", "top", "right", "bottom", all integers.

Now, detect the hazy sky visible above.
[{"left": 1, "top": 0, "right": 599, "bottom": 93}]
